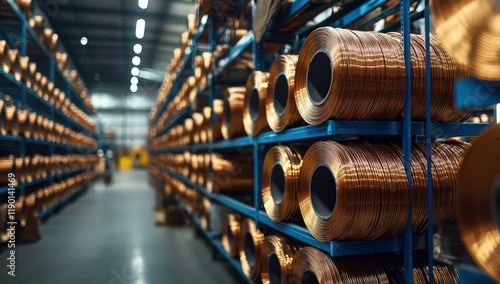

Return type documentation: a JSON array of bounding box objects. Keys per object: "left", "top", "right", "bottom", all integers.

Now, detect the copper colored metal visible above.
[
  {"left": 0, "top": 204, "right": 11, "bottom": 243},
  {"left": 260, "top": 235, "right": 301, "bottom": 284},
  {"left": 14, "top": 196, "right": 27, "bottom": 227},
  {"left": 0, "top": 40, "right": 9, "bottom": 72},
  {"left": 0, "top": 155, "right": 14, "bottom": 184},
  {"left": 456, "top": 124, "right": 500, "bottom": 283},
  {"left": 209, "top": 99, "right": 224, "bottom": 142},
  {"left": 243, "top": 71, "right": 270, "bottom": 136},
  {"left": 15, "top": 0, "right": 32, "bottom": 19},
  {"left": 27, "top": 112, "right": 37, "bottom": 139},
  {"left": 17, "top": 109, "right": 28, "bottom": 137},
  {"left": 222, "top": 213, "right": 242, "bottom": 258},
  {"left": 19, "top": 55, "right": 29, "bottom": 85},
  {"left": 207, "top": 154, "right": 253, "bottom": 194},
  {"left": 28, "top": 62, "right": 36, "bottom": 89},
  {"left": 239, "top": 218, "right": 265, "bottom": 281},
  {"left": 221, "top": 87, "right": 246, "bottom": 139},
  {"left": 4, "top": 105, "right": 18, "bottom": 136},
  {"left": 266, "top": 54, "right": 303, "bottom": 132},
  {"left": 262, "top": 145, "right": 305, "bottom": 222},
  {"left": 8, "top": 49, "right": 21, "bottom": 81}
]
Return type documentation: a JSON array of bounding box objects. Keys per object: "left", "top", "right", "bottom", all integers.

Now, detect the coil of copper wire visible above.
[
  {"left": 15, "top": 0, "right": 32, "bottom": 19},
  {"left": 0, "top": 203, "right": 11, "bottom": 243},
  {"left": 243, "top": 71, "right": 270, "bottom": 136},
  {"left": 208, "top": 99, "right": 224, "bottom": 142},
  {"left": 266, "top": 54, "right": 304, "bottom": 133},
  {"left": 298, "top": 140, "right": 469, "bottom": 241},
  {"left": 262, "top": 145, "right": 305, "bottom": 222},
  {"left": 221, "top": 87, "right": 246, "bottom": 140},
  {"left": 456, "top": 124, "right": 500, "bottom": 283},
  {"left": 8, "top": 49, "right": 21, "bottom": 81},
  {"left": 222, "top": 213, "right": 242, "bottom": 258},
  {"left": 240, "top": 218, "right": 265, "bottom": 281},
  {"left": 295, "top": 27, "right": 471, "bottom": 125},
  {"left": 0, "top": 155, "right": 14, "bottom": 184},
  {"left": 4, "top": 105, "right": 18, "bottom": 136},
  {"left": 17, "top": 109, "right": 28, "bottom": 137},
  {"left": 291, "top": 246, "right": 390, "bottom": 283},
  {"left": 19, "top": 56, "right": 29, "bottom": 85},
  {"left": 207, "top": 154, "right": 253, "bottom": 194},
  {"left": 0, "top": 40, "right": 10, "bottom": 73},
  {"left": 14, "top": 196, "right": 27, "bottom": 227},
  {"left": 260, "top": 235, "right": 301, "bottom": 284},
  {"left": 432, "top": 0, "right": 500, "bottom": 80}
]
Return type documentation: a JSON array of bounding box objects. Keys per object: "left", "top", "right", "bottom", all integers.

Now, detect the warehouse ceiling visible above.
[{"left": 41, "top": 0, "right": 195, "bottom": 94}]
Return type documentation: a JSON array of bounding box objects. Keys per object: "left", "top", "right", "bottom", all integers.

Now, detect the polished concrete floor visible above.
[{"left": 0, "top": 169, "right": 244, "bottom": 284}]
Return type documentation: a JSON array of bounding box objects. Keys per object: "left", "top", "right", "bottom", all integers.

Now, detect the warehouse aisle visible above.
[{"left": 0, "top": 170, "right": 244, "bottom": 284}]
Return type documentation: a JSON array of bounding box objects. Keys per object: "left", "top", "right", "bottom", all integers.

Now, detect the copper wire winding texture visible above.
[
  {"left": 294, "top": 27, "right": 471, "bottom": 125},
  {"left": 431, "top": 0, "right": 500, "bottom": 80},
  {"left": 222, "top": 87, "right": 246, "bottom": 139},
  {"left": 222, "top": 213, "right": 242, "bottom": 258},
  {"left": 266, "top": 54, "right": 304, "bottom": 133},
  {"left": 298, "top": 140, "right": 470, "bottom": 241},
  {"left": 260, "top": 235, "right": 301, "bottom": 284},
  {"left": 262, "top": 145, "right": 305, "bottom": 222},
  {"left": 456, "top": 124, "right": 500, "bottom": 283},
  {"left": 243, "top": 71, "right": 270, "bottom": 136},
  {"left": 239, "top": 218, "right": 265, "bottom": 281},
  {"left": 207, "top": 153, "right": 253, "bottom": 194}
]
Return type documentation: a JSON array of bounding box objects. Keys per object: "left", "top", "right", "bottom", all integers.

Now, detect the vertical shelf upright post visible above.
[{"left": 401, "top": 0, "right": 413, "bottom": 282}]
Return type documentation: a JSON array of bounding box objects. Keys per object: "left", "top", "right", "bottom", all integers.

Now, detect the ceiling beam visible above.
[
  {"left": 50, "top": 21, "right": 185, "bottom": 32},
  {"left": 60, "top": 34, "right": 181, "bottom": 47},
  {"left": 56, "top": 5, "right": 188, "bottom": 22}
]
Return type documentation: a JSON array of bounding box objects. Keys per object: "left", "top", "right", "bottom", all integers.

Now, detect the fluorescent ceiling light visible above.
[
  {"left": 136, "top": 19, "right": 145, "bottom": 39},
  {"left": 131, "top": 67, "right": 140, "bottom": 76},
  {"left": 130, "top": 85, "right": 138, "bottom": 93},
  {"left": 132, "top": 56, "right": 141, "bottom": 66},
  {"left": 131, "top": 77, "right": 139, "bottom": 85},
  {"left": 134, "top": 44, "right": 142, "bottom": 54},
  {"left": 80, "top": 37, "right": 88, "bottom": 45},
  {"left": 138, "top": 0, "right": 148, "bottom": 9}
]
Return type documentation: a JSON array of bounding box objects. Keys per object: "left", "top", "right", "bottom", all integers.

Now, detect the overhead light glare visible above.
[
  {"left": 131, "top": 77, "right": 139, "bottom": 85},
  {"left": 136, "top": 19, "right": 146, "bottom": 39},
  {"left": 132, "top": 56, "right": 141, "bottom": 66},
  {"left": 138, "top": 0, "right": 148, "bottom": 9},
  {"left": 134, "top": 43, "right": 142, "bottom": 54},
  {"left": 130, "top": 85, "right": 138, "bottom": 92},
  {"left": 131, "top": 67, "right": 140, "bottom": 76},
  {"left": 80, "top": 37, "right": 88, "bottom": 45}
]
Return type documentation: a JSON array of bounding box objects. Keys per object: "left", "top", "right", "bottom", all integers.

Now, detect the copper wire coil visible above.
[
  {"left": 0, "top": 155, "right": 14, "bottom": 184},
  {"left": 8, "top": 49, "right": 21, "bottom": 81},
  {"left": 295, "top": 27, "right": 471, "bottom": 125},
  {"left": 15, "top": 0, "right": 32, "bottom": 19},
  {"left": 201, "top": 106, "right": 212, "bottom": 143},
  {"left": 17, "top": 109, "right": 28, "bottom": 137},
  {"left": 221, "top": 87, "right": 246, "bottom": 140},
  {"left": 432, "top": 0, "right": 500, "bottom": 80},
  {"left": 291, "top": 246, "right": 390, "bottom": 283},
  {"left": 25, "top": 193, "right": 37, "bottom": 215},
  {"left": 260, "top": 235, "right": 301, "bottom": 284},
  {"left": 28, "top": 112, "right": 37, "bottom": 139},
  {"left": 14, "top": 196, "right": 27, "bottom": 227},
  {"left": 192, "top": 112, "right": 204, "bottom": 144},
  {"left": 298, "top": 141, "right": 469, "bottom": 241},
  {"left": 29, "top": 15, "right": 44, "bottom": 35},
  {"left": 239, "top": 218, "right": 265, "bottom": 281},
  {"left": 28, "top": 62, "right": 36, "bottom": 89},
  {"left": 243, "top": 71, "right": 270, "bottom": 136},
  {"left": 0, "top": 100, "right": 5, "bottom": 135},
  {"left": 208, "top": 99, "right": 224, "bottom": 142},
  {"left": 4, "top": 105, "right": 18, "bottom": 136},
  {"left": 207, "top": 154, "right": 253, "bottom": 194},
  {"left": 222, "top": 213, "right": 242, "bottom": 258},
  {"left": 262, "top": 145, "right": 305, "bottom": 222},
  {"left": 22, "top": 156, "right": 32, "bottom": 183},
  {"left": 266, "top": 54, "right": 303, "bottom": 133},
  {"left": 19, "top": 55, "right": 29, "bottom": 85},
  {"left": 456, "top": 124, "right": 500, "bottom": 283},
  {"left": 36, "top": 190, "right": 46, "bottom": 211},
  {"left": 0, "top": 203, "right": 11, "bottom": 243},
  {"left": 0, "top": 40, "right": 9, "bottom": 72}
]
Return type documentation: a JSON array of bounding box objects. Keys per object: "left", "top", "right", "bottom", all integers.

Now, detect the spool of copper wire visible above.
[
  {"left": 207, "top": 154, "right": 253, "bottom": 194},
  {"left": 15, "top": 0, "right": 32, "bottom": 19},
  {"left": 221, "top": 87, "right": 246, "bottom": 140},
  {"left": 17, "top": 109, "right": 28, "bottom": 137},
  {"left": 294, "top": 27, "right": 470, "bottom": 125},
  {"left": 0, "top": 40, "right": 9, "bottom": 72},
  {"left": 192, "top": 112, "right": 204, "bottom": 144},
  {"left": 240, "top": 218, "right": 265, "bottom": 281},
  {"left": 432, "top": 0, "right": 500, "bottom": 80},
  {"left": 19, "top": 56, "right": 29, "bottom": 85},
  {"left": 260, "top": 235, "right": 301, "bottom": 284},
  {"left": 298, "top": 141, "right": 469, "bottom": 241},
  {"left": 0, "top": 203, "right": 11, "bottom": 243},
  {"left": 456, "top": 124, "right": 500, "bottom": 283},
  {"left": 0, "top": 155, "right": 14, "bottom": 184},
  {"left": 201, "top": 106, "right": 211, "bottom": 143},
  {"left": 28, "top": 112, "right": 37, "bottom": 139},
  {"left": 28, "top": 62, "right": 36, "bottom": 89},
  {"left": 291, "top": 246, "right": 390, "bottom": 283},
  {"left": 4, "top": 105, "right": 18, "bottom": 136},
  {"left": 222, "top": 213, "right": 242, "bottom": 258},
  {"left": 243, "top": 71, "right": 270, "bottom": 136},
  {"left": 262, "top": 145, "right": 304, "bottom": 222},
  {"left": 209, "top": 99, "right": 224, "bottom": 142},
  {"left": 14, "top": 196, "right": 27, "bottom": 227},
  {"left": 8, "top": 49, "right": 21, "bottom": 81},
  {"left": 266, "top": 55, "right": 303, "bottom": 133}
]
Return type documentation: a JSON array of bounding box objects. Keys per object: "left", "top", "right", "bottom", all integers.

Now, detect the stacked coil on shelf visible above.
[
  {"left": 240, "top": 218, "right": 265, "bottom": 282},
  {"left": 222, "top": 87, "right": 246, "bottom": 140},
  {"left": 207, "top": 153, "right": 253, "bottom": 194},
  {"left": 243, "top": 71, "right": 270, "bottom": 136},
  {"left": 260, "top": 234, "right": 301, "bottom": 284},
  {"left": 222, "top": 213, "right": 242, "bottom": 258}
]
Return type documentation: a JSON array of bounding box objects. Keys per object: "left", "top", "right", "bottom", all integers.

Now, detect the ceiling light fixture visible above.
[
  {"left": 80, "top": 37, "right": 88, "bottom": 45},
  {"left": 130, "top": 85, "right": 138, "bottom": 93},
  {"left": 138, "top": 0, "right": 148, "bottom": 9},
  {"left": 134, "top": 43, "right": 142, "bottom": 54},
  {"left": 131, "top": 67, "right": 140, "bottom": 76},
  {"left": 136, "top": 19, "right": 146, "bottom": 39},
  {"left": 131, "top": 77, "right": 139, "bottom": 85},
  {"left": 132, "top": 56, "right": 141, "bottom": 66}
]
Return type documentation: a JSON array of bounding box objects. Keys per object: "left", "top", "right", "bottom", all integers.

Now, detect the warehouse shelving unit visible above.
[
  {"left": 149, "top": 0, "right": 493, "bottom": 283},
  {"left": 0, "top": 0, "right": 97, "bottom": 213}
]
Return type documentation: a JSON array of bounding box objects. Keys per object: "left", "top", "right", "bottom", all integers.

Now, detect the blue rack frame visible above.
[{"left": 148, "top": 1, "right": 494, "bottom": 283}]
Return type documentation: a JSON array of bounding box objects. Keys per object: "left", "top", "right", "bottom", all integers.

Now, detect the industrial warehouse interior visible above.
[{"left": 0, "top": 0, "right": 499, "bottom": 283}]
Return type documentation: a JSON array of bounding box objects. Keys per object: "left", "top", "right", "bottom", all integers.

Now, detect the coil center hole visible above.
[
  {"left": 274, "top": 73, "right": 289, "bottom": 116},
  {"left": 306, "top": 50, "right": 333, "bottom": 106},
  {"left": 302, "top": 269, "right": 319, "bottom": 284},
  {"left": 492, "top": 175, "right": 500, "bottom": 230},
  {"left": 250, "top": 88, "right": 260, "bottom": 122},
  {"left": 270, "top": 163, "right": 286, "bottom": 205},
  {"left": 244, "top": 232, "right": 256, "bottom": 267},
  {"left": 268, "top": 252, "right": 281, "bottom": 284},
  {"left": 310, "top": 165, "right": 336, "bottom": 220}
]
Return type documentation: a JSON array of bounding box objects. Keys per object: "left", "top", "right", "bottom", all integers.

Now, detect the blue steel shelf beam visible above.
[
  {"left": 213, "top": 31, "right": 254, "bottom": 78},
  {"left": 455, "top": 78, "right": 500, "bottom": 108}
]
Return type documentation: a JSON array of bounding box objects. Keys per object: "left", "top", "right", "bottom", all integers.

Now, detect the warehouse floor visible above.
[{"left": 0, "top": 169, "right": 244, "bottom": 284}]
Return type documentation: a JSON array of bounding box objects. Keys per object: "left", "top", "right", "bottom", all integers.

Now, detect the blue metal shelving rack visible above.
[
  {"left": 0, "top": 0, "right": 97, "bottom": 212},
  {"left": 148, "top": 0, "right": 492, "bottom": 283}
]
